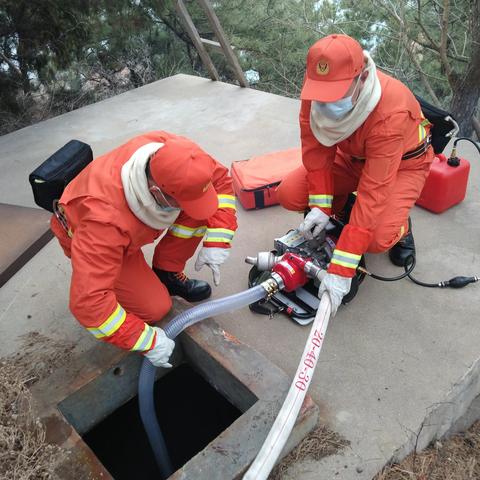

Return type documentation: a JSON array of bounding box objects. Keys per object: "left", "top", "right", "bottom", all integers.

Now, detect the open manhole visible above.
[
  {"left": 51, "top": 320, "right": 319, "bottom": 479},
  {"left": 82, "top": 363, "right": 242, "bottom": 479}
]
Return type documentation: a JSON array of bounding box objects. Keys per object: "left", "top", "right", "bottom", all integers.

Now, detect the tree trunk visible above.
[
  {"left": 448, "top": 0, "right": 480, "bottom": 137},
  {"left": 473, "top": 116, "right": 480, "bottom": 140},
  {"left": 449, "top": 72, "right": 480, "bottom": 137}
]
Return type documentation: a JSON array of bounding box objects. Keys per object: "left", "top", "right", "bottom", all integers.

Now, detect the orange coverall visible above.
[
  {"left": 51, "top": 131, "right": 237, "bottom": 352},
  {"left": 277, "top": 71, "right": 434, "bottom": 277}
]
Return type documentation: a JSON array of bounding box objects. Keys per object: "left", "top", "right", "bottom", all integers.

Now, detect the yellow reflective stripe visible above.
[
  {"left": 308, "top": 202, "right": 332, "bottom": 208},
  {"left": 334, "top": 249, "right": 361, "bottom": 260},
  {"left": 171, "top": 224, "right": 207, "bottom": 234},
  {"left": 168, "top": 224, "right": 207, "bottom": 239},
  {"left": 331, "top": 258, "right": 358, "bottom": 269},
  {"left": 205, "top": 228, "right": 235, "bottom": 243},
  {"left": 206, "top": 237, "right": 232, "bottom": 243},
  {"left": 309, "top": 194, "right": 333, "bottom": 208},
  {"left": 309, "top": 194, "right": 333, "bottom": 200},
  {"left": 416, "top": 112, "right": 428, "bottom": 142},
  {"left": 418, "top": 124, "right": 426, "bottom": 142},
  {"left": 130, "top": 324, "right": 156, "bottom": 352},
  {"left": 207, "top": 228, "right": 234, "bottom": 235},
  {"left": 218, "top": 194, "right": 236, "bottom": 210},
  {"left": 87, "top": 304, "right": 127, "bottom": 339},
  {"left": 418, "top": 118, "right": 430, "bottom": 142},
  {"left": 331, "top": 249, "right": 361, "bottom": 270}
]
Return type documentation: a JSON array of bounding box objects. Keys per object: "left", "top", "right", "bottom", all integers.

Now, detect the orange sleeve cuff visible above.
[
  {"left": 306, "top": 169, "right": 333, "bottom": 215},
  {"left": 328, "top": 224, "right": 372, "bottom": 278}
]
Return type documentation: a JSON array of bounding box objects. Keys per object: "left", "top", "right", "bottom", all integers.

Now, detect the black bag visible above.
[
  {"left": 29, "top": 140, "right": 93, "bottom": 212},
  {"left": 415, "top": 95, "right": 458, "bottom": 154}
]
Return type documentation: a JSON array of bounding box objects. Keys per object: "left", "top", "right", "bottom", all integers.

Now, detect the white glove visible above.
[
  {"left": 195, "top": 247, "right": 230, "bottom": 286},
  {"left": 318, "top": 273, "right": 352, "bottom": 317},
  {"left": 299, "top": 208, "right": 330, "bottom": 240},
  {"left": 144, "top": 327, "right": 175, "bottom": 368}
]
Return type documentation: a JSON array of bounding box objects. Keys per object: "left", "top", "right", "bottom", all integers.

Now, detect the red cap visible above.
[
  {"left": 149, "top": 136, "right": 218, "bottom": 220},
  {"left": 301, "top": 34, "right": 364, "bottom": 102}
]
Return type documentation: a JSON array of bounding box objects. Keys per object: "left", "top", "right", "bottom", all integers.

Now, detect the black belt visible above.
[{"left": 352, "top": 136, "right": 431, "bottom": 162}]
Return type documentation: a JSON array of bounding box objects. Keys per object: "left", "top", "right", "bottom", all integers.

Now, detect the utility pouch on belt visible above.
[
  {"left": 415, "top": 95, "right": 459, "bottom": 154},
  {"left": 29, "top": 140, "right": 93, "bottom": 212}
]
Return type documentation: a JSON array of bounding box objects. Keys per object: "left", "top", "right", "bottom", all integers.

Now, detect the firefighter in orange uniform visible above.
[
  {"left": 277, "top": 34, "right": 434, "bottom": 315},
  {"left": 50, "top": 132, "right": 237, "bottom": 367}
]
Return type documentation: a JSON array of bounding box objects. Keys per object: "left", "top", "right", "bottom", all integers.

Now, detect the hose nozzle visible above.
[{"left": 245, "top": 252, "right": 282, "bottom": 271}]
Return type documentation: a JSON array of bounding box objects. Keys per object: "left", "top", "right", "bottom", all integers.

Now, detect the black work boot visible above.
[
  {"left": 389, "top": 218, "right": 416, "bottom": 267},
  {"left": 154, "top": 269, "right": 212, "bottom": 302}
]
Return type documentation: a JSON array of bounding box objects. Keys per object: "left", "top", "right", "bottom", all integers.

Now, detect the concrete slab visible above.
[{"left": 1, "top": 74, "right": 479, "bottom": 479}]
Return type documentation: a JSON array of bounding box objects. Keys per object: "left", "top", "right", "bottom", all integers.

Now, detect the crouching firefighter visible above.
[
  {"left": 50, "top": 131, "right": 237, "bottom": 367},
  {"left": 277, "top": 34, "right": 434, "bottom": 315}
]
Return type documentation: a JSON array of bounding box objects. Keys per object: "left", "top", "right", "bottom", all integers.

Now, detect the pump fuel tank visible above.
[{"left": 416, "top": 153, "right": 470, "bottom": 213}]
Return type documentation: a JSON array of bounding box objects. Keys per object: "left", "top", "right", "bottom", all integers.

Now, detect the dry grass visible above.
[
  {"left": 0, "top": 360, "right": 60, "bottom": 479},
  {"left": 375, "top": 421, "right": 480, "bottom": 480},
  {"left": 269, "top": 424, "right": 349, "bottom": 480},
  {"left": 0, "top": 332, "right": 75, "bottom": 479},
  {"left": 9, "top": 332, "right": 75, "bottom": 388}
]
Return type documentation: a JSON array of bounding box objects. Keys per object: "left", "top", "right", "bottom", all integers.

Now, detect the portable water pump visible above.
[
  {"left": 246, "top": 207, "right": 478, "bottom": 325},
  {"left": 246, "top": 218, "right": 366, "bottom": 325}
]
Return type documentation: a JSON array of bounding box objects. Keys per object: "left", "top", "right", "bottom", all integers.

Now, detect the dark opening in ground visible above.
[{"left": 83, "top": 363, "right": 242, "bottom": 479}]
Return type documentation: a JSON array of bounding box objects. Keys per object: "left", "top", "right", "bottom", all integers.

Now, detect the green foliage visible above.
[
  {"left": 1, "top": 1, "right": 92, "bottom": 88},
  {"left": 208, "top": 0, "right": 478, "bottom": 134},
  {"left": 0, "top": 0, "right": 478, "bottom": 135}
]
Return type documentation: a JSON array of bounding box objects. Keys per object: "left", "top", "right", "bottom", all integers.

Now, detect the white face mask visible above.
[
  {"left": 313, "top": 96, "right": 354, "bottom": 120},
  {"left": 313, "top": 75, "right": 362, "bottom": 121},
  {"left": 158, "top": 205, "right": 179, "bottom": 212}
]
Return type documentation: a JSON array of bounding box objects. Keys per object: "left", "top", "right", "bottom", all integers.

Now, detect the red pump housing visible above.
[
  {"left": 416, "top": 153, "right": 470, "bottom": 214},
  {"left": 272, "top": 253, "right": 309, "bottom": 292}
]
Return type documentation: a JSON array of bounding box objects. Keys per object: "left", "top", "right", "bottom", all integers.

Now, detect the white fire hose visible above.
[{"left": 243, "top": 293, "right": 332, "bottom": 480}]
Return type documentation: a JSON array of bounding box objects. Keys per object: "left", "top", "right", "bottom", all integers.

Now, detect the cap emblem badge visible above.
[{"left": 316, "top": 61, "right": 329, "bottom": 75}]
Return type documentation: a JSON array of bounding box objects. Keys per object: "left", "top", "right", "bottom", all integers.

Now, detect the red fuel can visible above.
[{"left": 416, "top": 153, "right": 470, "bottom": 213}]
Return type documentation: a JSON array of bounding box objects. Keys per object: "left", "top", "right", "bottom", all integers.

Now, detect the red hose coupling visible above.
[{"left": 271, "top": 252, "right": 309, "bottom": 292}]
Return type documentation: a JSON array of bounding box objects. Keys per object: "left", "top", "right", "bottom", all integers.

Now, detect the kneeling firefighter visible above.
[
  {"left": 50, "top": 131, "right": 237, "bottom": 367},
  {"left": 277, "top": 34, "right": 434, "bottom": 315}
]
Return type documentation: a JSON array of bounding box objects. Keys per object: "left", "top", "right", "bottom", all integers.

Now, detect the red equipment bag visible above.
[{"left": 231, "top": 148, "right": 302, "bottom": 210}]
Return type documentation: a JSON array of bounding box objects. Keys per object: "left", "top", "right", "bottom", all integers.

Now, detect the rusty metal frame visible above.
[{"left": 0, "top": 203, "right": 53, "bottom": 288}]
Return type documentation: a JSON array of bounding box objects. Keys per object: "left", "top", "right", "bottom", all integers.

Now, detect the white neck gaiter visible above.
[
  {"left": 309, "top": 51, "right": 382, "bottom": 147},
  {"left": 121, "top": 142, "right": 180, "bottom": 230}
]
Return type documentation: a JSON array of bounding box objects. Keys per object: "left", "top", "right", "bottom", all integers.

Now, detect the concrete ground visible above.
[{"left": 1, "top": 74, "right": 479, "bottom": 479}]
